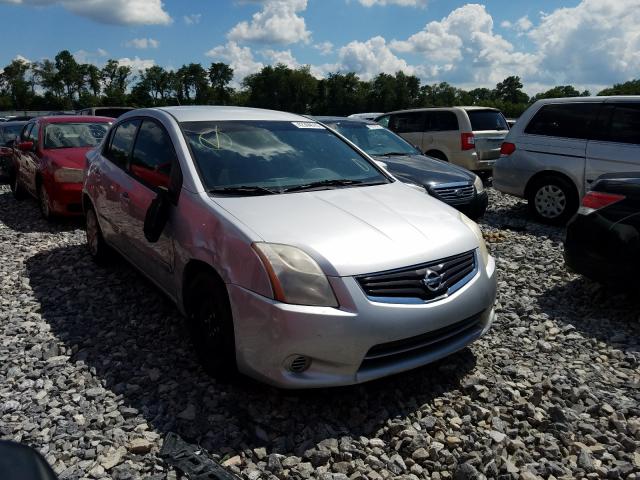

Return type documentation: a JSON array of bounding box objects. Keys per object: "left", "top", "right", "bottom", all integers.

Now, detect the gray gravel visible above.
[{"left": 1, "top": 185, "right": 639, "bottom": 480}]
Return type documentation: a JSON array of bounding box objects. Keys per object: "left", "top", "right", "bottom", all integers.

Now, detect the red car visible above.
[{"left": 10, "top": 116, "right": 113, "bottom": 219}]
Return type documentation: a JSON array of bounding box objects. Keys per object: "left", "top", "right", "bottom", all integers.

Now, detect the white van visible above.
[{"left": 494, "top": 96, "right": 640, "bottom": 224}]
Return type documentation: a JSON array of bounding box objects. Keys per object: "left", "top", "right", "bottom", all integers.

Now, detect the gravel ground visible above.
[{"left": 0, "top": 184, "right": 639, "bottom": 480}]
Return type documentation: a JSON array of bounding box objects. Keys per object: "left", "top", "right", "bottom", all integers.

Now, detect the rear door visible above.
[
  {"left": 19, "top": 122, "right": 40, "bottom": 195},
  {"left": 388, "top": 111, "right": 427, "bottom": 151},
  {"left": 466, "top": 109, "right": 509, "bottom": 161},
  {"left": 586, "top": 102, "right": 640, "bottom": 189},
  {"left": 426, "top": 111, "right": 459, "bottom": 157},
  {"left": 119, "top": 118, "right": 179, "bottom": 292}
]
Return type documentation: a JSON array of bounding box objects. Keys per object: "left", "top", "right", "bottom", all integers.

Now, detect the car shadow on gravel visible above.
[
  {"left": 537, "top": 276, "right": 640, "bottom": 352},
  {"left": 0, "top": 190, "right": 83, "bottom": 233},
  {"left": 26, "top": 244, "right": 477, "bottom": 457}
]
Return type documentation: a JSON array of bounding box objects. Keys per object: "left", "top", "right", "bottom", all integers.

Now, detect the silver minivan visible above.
[
  {"left": 376, "top": 107, "right": 509, "bottom": 172},
  {"left": 494, "top": 96, "right": 640, "bottom": 224},
  {"left": 82, "top": 106, "right": 497, "bottom": 388}
]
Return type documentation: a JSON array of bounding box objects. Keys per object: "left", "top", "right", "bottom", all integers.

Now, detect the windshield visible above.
[
  {"left": 467, "top": 110, "right": 508, "bottom": 131},
  {"left": 181, "top": 120, "right": 390, "bottom": 195},
  {"left": 44, "top": 122, "right": 110, "bottom": 149},
  {"left": 329, "top": 122, "right": 418, "bottom": 156},
  {"left": 0, "top": 125, "right": 24, "bottom": 144}
]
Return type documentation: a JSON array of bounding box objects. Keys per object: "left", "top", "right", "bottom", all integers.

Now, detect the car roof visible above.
[
  {"left": 0, "top": 120, "right": 28, "bottom": 128},
  {"left": 383, "top": 106, "right": 500, "bottom": 115},
  {"left": 315, "top": 116, "right": 375, "bottom": 124},
  {"left": 36, "top": 115, "right": 115, "bottom": 124},
  {"left": 531, "top": 95, "right": 640, "bottom": 106},
  {"left": 154, "top": 106, "right": 309, "bottom": 123}
]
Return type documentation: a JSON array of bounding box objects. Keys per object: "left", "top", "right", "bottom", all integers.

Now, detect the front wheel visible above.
[
  {"left": 85, "top": 205, "right": 111, "bottom": 264},
  {"left": 527, "top": 176, "right": 578, "bottom": 225},
  {"left": 38, "top": 182, "right": 53, "bottom": 220},
  {"left": 187, "top": 273, "right": 237, "bottom": 380}
]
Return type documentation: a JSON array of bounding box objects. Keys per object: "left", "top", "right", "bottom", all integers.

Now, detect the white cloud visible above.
[
  {"left": 117, "top": 56, "right": 156, "bottom": 72},
  {"left": 13, "top": 54, "right": 31, "bottom": 64},
  {"left": 261, "top": 49, "right": 299, "bottom": 68},
  {"left": 313, "top": 41, "right": 334, "bottom": 56},
  {"left": 0, "top": 0, "right": 172, "bottom": 25},
  {"left": 357, "top": 0, "right": 427, "bottom": 6},
  {"left": 228, "top": 0, "right": 311, "bottom": 45},
  {"left": 125, "top": 38, "right": 159, "bottom": 49},
  {"left": 73, "top": 48, "right": 109, "bottom": 64},
  {"left": 206, "top": 41, "right": 264, "bottom": 85},
  {"left": 183, "top": 13, "right": 201, "bottom": 25},
  {"left": 334, "top": 36, "right": 415, "bottom": 80},
  {"left": 390, "top": 4, "right": 538, "bottom": 85},
  {"left": 501, "top": 15, "right": 532, "bottom": 35},
  {"left": 528, "top": 0, "right": 640, "bottom": 87}
]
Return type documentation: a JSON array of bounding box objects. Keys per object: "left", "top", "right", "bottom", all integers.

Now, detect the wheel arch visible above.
[
  {"left": 181, "top": 260, "right": 227, "bottom": 315},
  {"left": 524, "top": 170, "right": 579, "bottom": 200},
  {"left": 425, "top": 149, "right": 448, "bottom": 162}
]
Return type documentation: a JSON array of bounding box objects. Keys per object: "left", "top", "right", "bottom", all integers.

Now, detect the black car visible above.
[
  {"left": 564, "top": 172, "right": 640, "bottom": 287},
  {"left": 316, "top": 117, "right": 488, "bottom": 219},
  {"left": 0, "top": 121, "right": 27, "bottom": 180}
]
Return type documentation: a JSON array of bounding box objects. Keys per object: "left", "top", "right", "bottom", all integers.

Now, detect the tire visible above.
[
  {"left": 186, "top": 273, "right": 237, "bottom": 379},
  {"left": 527, "top": 175, "right": 578, "bottom": 226},
  {"left": 85, "top": 205, "right": 111, "bottom": 264},
  {"left": 426, "top": 150, "right": 448, "bottom": 162},
  {"left": 38, "top": 182, "right": 54, "bottom": 220},
  {"left": 10, "top": 170, "right": 26, "bottom": 200}
]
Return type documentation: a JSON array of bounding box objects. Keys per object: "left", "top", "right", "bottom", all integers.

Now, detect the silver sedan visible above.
[{"left": 83, "top": 106, "right": 497, "bottom": 388}]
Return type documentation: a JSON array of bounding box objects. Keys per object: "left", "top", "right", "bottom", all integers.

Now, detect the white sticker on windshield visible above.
[
  {"left": 366, "top": 124, "right": 384, "bottom": 130},
  {"left": 291, "top": 122, "right": 324, "bottom": 129}
]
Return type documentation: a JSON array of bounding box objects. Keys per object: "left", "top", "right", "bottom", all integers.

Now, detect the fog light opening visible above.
[{"left": 287, "top": 355, "right": 311, "bottom": 373}]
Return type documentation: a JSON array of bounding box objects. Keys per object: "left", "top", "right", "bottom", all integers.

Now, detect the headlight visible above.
[
  {"left": 53, "top": 167, "right": 84, "bottom": 183},
  {"left": 460, "top": 214, "right": 489, "bottom": 266},
  {"left": 253, "top": 243, "right": 338, "bottom": 307},
  {"left": 473, "top": 175, "right": 484, "bottom": 194}
]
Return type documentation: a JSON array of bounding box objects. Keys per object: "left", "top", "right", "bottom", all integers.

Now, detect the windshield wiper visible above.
[
  {"left": 283, "top": 179, "right": 370, "bottom": 193},
  {"left": 208, "top": 185, "right": 280, "bottom": 196},
  {"left": 379, "top": 152, "right": 410, "bottom": 156}
]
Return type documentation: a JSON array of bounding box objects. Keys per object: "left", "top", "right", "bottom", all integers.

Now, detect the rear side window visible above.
[
  {"left": 390, "top": 112, "right": 427, "bottom": 133},
  {"left": 524, "top": 103, "right": 599, "bottom": 139},
  {"left": 467, "top": 110, "right": 508, "bottom": 131},
  {"left": 599, "top": 103, "right": 640, "bottom": 145},
  {"left": 105, "top": 119, "right": 140, "bottom": 168},
  {"left": 429, "top": 111, "right": 459, "bottom": 131},
  {"left": 130, "top": 120, "right": 177, "bottom": 189}
]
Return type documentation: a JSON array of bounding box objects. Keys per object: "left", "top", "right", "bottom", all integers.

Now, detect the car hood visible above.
[
  {"left": 373, "top": 154, "right": 474, "bottom": 187},
  {"left": 45, "top": 147, "right": 93, "bottom": 169},
  {"left": 212, "top": 182, "right": 479, "bottom": 277}
]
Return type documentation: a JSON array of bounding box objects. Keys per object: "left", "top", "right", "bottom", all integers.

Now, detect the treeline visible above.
[{"left": 2, "top": 49, "right": 639, "bottom": 117}]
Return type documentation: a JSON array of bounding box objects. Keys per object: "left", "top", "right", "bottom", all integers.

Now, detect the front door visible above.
[{"left": 118, "top": 119, "right": 178, "bottom": 293}]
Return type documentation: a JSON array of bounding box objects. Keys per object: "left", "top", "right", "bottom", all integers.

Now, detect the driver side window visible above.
[{"left": 129, "top": 120, "right": 178, "bottom": 190}]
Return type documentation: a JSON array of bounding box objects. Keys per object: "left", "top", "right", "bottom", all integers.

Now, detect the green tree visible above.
[
  {"left": 0, "top": 58, "right": 34, "bottom": 109},
  {"left": 55, "top": 50, "right": 82, "bottom": 106},
  {"left": 533, "top": 85, "right": 586, "bottom": 101},
  {"left": 243, "top": 64, "right": 318, "bottom": 113},
  {"left": 494, "top": 76, "right": 529, "bottom": 104},
  {"left": 176, "top": 63, "right": 210, "bottom": 104},
  {"left": 102, "top": 60, "right": 132, "bottom": 105},
  {"left": 598, "top": 79, "right": 640, "bottom": 96},
  {"left": 209, "top": 62, "right": 234, "bottom": 105},
  {"left": 314, "top": 72, "right": 367, "bottom": 115}
]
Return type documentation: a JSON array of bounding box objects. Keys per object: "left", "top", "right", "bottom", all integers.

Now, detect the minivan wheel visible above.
[
  {"left": 528, "top": 176, "right": 578, "bottom": 225},
  {"left": 10, "top": 171, "right": 26, "bottom": 200},
  {"left": 85, "top": 205, "right": 111, "bottom": 264},
  {"left": 187, "top": 273, "right": 237, "bottom": 379}
]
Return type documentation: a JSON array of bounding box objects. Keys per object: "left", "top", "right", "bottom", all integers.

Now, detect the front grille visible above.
[
  {"left": 360, "top": 311, "right": 484, "bottom": 370},
  {"left": 356, "top": 250, "right": 476, "bottom": 302},
  {"left": 432, "top": 183, "right": 475, "bottom": 204}
]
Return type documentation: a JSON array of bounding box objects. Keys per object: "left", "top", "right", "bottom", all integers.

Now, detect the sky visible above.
[{"left": 0, "top": 0, "right": 639, "bottom": 95}]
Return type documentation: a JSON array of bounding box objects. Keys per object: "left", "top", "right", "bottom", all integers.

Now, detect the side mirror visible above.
[
  {"left": 144, "top": 188, "right": 171, "bottom": 243},
  {"left": 17, "top": 140, "right": 34, "bottom": 152},
  {"left": 0, "top": 441, "right": 58, "bottom": 480}
]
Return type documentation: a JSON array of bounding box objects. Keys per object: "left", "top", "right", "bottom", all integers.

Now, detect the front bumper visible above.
[
  {"left": 47, "top": 180, "right": 83, "bottom": 216},
  {"left": 228, "top": 254, "right": 497, "bottom": 388},
  {"left": 454, "top": 191, "right": 488, "bottom": 220}
]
